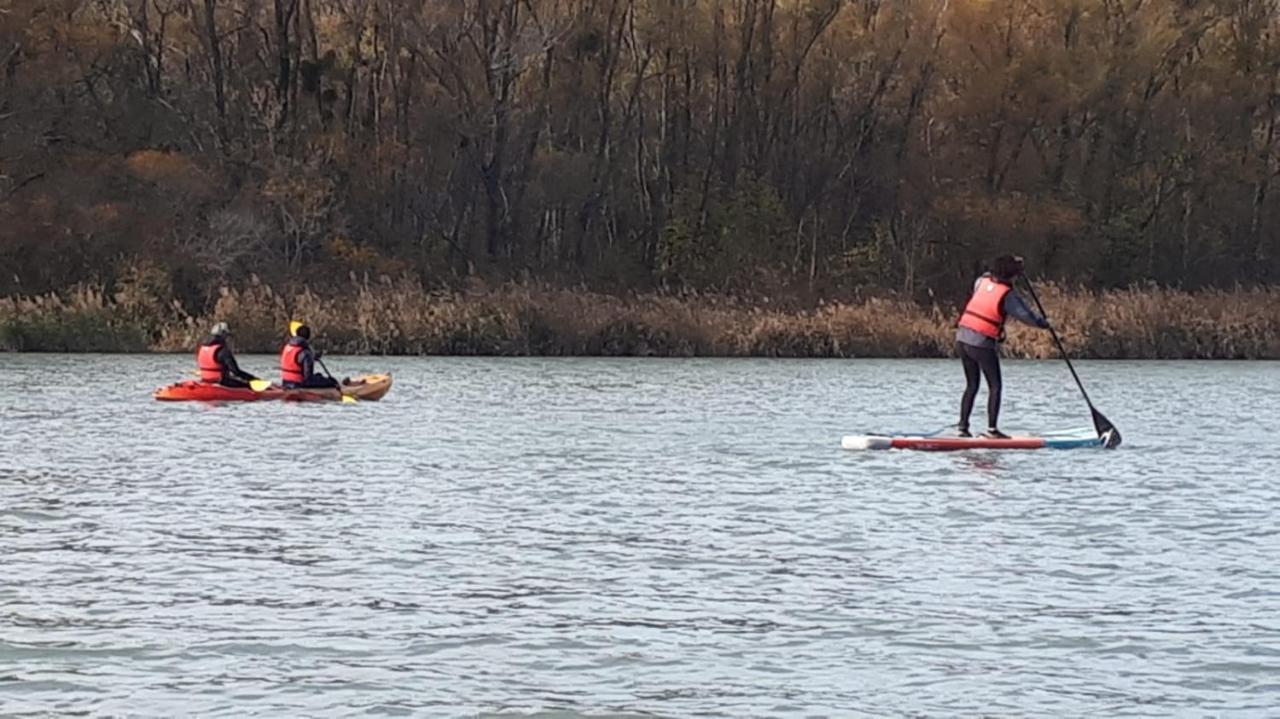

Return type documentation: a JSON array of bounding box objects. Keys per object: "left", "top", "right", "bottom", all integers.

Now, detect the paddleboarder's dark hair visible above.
[
  {"left": 992, "top": 255, "right": 1025, "bottom": 281},
  {"left": 296, "top": 324, "right": 311, "bottom": 340}
]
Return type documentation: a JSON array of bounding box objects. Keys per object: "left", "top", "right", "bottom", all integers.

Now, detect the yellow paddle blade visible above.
[
  {"left": 340, "top": 394, "right": 357, "bottom": 404},
  {"left": 249, "top": 379, "right": 273, "bottom": 392}
]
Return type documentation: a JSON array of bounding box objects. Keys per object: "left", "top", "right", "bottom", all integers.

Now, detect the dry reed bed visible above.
[{"left": 2, "top": 280, "right": 1277, "bottom": 358}]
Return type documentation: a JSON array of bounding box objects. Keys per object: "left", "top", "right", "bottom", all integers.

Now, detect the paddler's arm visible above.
[
  {"left": 299, "top": 347, "right": 316, "bottom": 380},
  {"left": 216, "top": 345, "right": 258, "bottom": 382},
  {"left": 1003, "top": 292, "right": 1050, "bottom": 329}
]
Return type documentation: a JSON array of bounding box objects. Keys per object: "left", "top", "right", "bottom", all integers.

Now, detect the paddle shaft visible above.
[
  {"left": 316, "top": 355, "right": 337, "bottom": 382},
  {"left": 1020, "top": 278, "right": 1098, "bottom": 410},
  {"left": 189, "top": 368, "right": 266, "bottom": 389},
  {"left": 316, "top": 354, "right": 356, "bottom": 403}
]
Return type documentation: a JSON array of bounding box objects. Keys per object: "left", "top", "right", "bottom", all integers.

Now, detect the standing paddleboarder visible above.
[{"left": 955, "top": 255, "right": 1052, "bottom": 438}]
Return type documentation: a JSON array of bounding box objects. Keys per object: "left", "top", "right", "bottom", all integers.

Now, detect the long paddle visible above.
[
  {"left": 316, "top": 355, "right": 357, "bottom": 404},
  {"left": 190, "top": 369, "right": 273, "bottom": 393},
  {"left": 1021, "top": 278, "right": 1121, "bottom": 448}
]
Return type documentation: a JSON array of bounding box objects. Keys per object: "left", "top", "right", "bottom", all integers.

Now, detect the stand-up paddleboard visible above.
[
  {"left": 842, "top": 428, "right": 1118, "bottom": 451},
  {"left": 844, "top": 276, "right": 1125, "bottom": 454}
]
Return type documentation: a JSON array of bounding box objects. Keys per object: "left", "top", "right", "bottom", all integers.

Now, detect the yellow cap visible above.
[{"left": 289, "top": 320, "right": 304, "bottom": 337}]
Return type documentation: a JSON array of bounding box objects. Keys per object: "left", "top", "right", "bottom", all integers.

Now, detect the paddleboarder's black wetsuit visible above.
[
  {"left": 956, "top": 283, "right": 1048, "bottom": 432},
  {"left": 958, "top": 341, "right": 1002, "bottom": 430}
]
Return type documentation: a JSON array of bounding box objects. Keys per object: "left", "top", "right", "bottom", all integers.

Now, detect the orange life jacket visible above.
[
  {"left": 280, "top": 343, "right": 306, "bottom": 384},
  {"left": 196, "top": 343, "right": 225, "bottom": 383},
  {"left": 957, "top": 276, "right": 1011, "bottom": 340}
]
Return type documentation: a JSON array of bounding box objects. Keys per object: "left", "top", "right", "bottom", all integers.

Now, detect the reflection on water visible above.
[
  {"left": 955, "top": 454, "right": 1008, "bottom": 475},
  {"left": 2, "top": 355, "right": 1278, "bottom": 716}
]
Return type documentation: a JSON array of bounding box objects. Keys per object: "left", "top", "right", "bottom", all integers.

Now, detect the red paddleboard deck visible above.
[{"left": 841, "top": 434, "right": 1106, "bottom": 451}]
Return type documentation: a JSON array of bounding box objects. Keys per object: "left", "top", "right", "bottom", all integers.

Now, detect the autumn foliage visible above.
[
  {"left": 4, "top": 278, "right": 1279, "bottom": 358},
  {"left": 2, "top": 0, "right": 1278, "bottom": 340}
]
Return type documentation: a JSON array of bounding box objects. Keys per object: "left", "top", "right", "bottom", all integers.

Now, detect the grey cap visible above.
[{"left": 211, "top": 322, "right": 230, "bottom": 337}]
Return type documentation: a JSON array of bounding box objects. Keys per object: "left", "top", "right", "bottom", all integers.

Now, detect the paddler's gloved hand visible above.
[{"left": 314, "top": 350, "right": 323, "bottom": 360}]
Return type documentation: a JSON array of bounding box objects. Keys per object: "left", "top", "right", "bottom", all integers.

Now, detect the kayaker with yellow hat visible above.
[{"left": 280, "top": 321, "right": 340, "bottom": 389}]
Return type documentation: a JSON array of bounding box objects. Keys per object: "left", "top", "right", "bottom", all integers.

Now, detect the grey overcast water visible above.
[{"left": 2, "top": 355, "right": 1278, "bottom": 717}]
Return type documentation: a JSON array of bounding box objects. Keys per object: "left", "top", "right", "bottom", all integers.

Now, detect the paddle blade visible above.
[
  {"left": 1092, "top": 408, "right": 1121, "bottom": 448},
  {"left": 340, "top": 394, "right": 357, "bottom": 404},
  {"left": 249, "top": 379, "right": 273, "bottom": 392}
]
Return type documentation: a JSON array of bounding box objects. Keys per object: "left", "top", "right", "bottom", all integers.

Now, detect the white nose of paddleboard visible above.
[{"left": 841, "top": 436, "right": 891, "bottom": 451}]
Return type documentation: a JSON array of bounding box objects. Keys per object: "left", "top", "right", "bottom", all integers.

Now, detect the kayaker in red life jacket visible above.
[
  {"left": 955, "top": 255, "right": 1051, "bottom": 439},
  {"left": 196, "top": 322, "right": 260, "bottom": 389},
  {"left": 280, "top": 321, "right": 340, "bottom": 389}
]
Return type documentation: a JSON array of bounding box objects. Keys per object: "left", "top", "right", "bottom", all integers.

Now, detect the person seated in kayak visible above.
[
  {"left": 196, "top": 322, "right": 260, "bottom": 389},
  {"left": 280, "top": 322, "right": 340, "bottom": 389},
  {"left": 956, "top": 255, "right": 1051, "bottom": 439}
]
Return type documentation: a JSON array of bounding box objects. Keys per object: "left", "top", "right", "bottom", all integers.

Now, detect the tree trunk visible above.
[{"left": 201, "top": 0, "right": 227, "bottom": 141}]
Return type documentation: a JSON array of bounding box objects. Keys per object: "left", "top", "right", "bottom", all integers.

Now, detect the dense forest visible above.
[{"left": 2, "top": 0, "right": 1278, "bottom": 311}]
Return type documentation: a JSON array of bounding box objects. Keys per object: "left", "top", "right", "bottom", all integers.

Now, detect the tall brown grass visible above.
[{"left": 3, "top": 279, "right": 1278, "bottom": 358}]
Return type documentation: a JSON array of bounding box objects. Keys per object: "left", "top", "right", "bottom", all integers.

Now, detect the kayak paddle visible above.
[
  {"left": 317, "top": 355, "right": 357, "bottom": 404},
  {"left": 188, "top": 370, "right": 273, "bottom": 393},
  {"left": 1021, "top": 278, "right": 1121, "bottom": 448}
]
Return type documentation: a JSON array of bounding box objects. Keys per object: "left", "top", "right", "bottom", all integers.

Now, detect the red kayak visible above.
[{"left": 153, "top": 374, "right": 392, "bottom": 402}]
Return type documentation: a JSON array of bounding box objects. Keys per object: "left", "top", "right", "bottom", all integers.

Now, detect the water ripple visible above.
[{"left": 2, "top": 355, "right": 1278, "bottom": 716}]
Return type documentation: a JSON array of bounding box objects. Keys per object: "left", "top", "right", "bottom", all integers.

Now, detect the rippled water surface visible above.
[{"left": 2, "top": 355, "right": 1279, "bottom": 716}]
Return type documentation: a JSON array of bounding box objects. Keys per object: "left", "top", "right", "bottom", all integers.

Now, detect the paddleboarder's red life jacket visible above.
[
  {"left": 280, "top": 343, "right": 306, "bottom": 384},
  {"left": 958, "top": 276, "right": 1011, "bottom": 340},
  {"left": 196, "top": 343, "right": 225, "bottom": 383}
]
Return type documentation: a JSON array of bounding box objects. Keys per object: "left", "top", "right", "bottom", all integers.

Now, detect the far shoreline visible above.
[{"left": 4, "top": 281, "right": 1278, "bottom": 360}]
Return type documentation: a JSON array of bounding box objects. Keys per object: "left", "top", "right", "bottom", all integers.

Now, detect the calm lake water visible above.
[{"left": 2, "top": 355, "right": 1278, "bottom": 716}]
